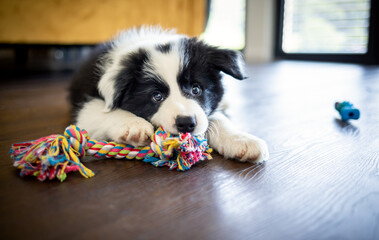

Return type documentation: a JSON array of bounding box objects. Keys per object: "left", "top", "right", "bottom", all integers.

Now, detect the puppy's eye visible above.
[
  {"left": 191, "top": 84, "right": 202, "bottom": 96},
  {"left": 152, "top": 91, "right": 164, "bottom": 102}
]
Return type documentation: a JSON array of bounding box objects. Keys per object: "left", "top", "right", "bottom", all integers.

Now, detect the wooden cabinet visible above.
[{"left": 0, "top": 0, "right": 206, "bottom": 44}]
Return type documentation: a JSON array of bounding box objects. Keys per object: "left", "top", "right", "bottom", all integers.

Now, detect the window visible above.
[
  {"left": 201, "top": 0, "right": 246, "bottom": 50},
  {"left": 276, "top": 0, "right": 379, "bottom": 63}
]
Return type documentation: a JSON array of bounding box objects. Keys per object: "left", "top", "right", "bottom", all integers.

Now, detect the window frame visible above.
[{"left": 275, "top": 0, "right": 379, "bottom": 64}]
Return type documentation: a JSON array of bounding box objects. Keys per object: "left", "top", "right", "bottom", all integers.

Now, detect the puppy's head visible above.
[{"left": 99, "top": 35, "right": 245, "bottom": 135}]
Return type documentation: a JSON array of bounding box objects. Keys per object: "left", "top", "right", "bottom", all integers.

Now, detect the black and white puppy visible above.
[{"left": 70, "top": 26, "right": 269, "bottom": 163}]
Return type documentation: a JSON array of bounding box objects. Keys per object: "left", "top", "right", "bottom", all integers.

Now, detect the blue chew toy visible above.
[{"left": 335, "top": 101, "right": 360, "bottom": 121}]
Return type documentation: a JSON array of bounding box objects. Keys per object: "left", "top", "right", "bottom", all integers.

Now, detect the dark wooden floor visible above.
[{"left": 1, "top": 61, "right": 378, "bottom": 240}]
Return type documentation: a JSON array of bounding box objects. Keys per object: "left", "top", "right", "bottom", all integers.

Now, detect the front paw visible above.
[
  {"left": 218, "top": 133, "right": 269, "bottom": 163},
  {"left": 118, "top": 119, "right": 154, "bottom": 147}
]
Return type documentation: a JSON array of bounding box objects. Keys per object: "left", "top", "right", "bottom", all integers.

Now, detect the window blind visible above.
[{"left": 282, "top": 0, "right": 371, "bottom": 54}]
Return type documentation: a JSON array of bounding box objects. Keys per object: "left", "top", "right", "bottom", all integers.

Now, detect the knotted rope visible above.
[{"left": 9, "top": 125, "right": 212, "bottom": 182}]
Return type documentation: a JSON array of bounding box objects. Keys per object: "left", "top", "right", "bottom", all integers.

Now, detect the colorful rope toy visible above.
[
  {"left": 335, "top": 101, "right": 360, "bottom": 121},
  {"left": 9, "top": 125, "right": 212, "bottom": 182}
]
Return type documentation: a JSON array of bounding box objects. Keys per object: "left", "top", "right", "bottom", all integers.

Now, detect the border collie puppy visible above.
[{"left": 70, "top": 26, "right": 269, "bottom": 163}]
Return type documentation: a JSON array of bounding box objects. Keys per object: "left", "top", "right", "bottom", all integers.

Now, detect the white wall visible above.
[{"left": 244, "top": 0, "right": 276, "bottom": 63}]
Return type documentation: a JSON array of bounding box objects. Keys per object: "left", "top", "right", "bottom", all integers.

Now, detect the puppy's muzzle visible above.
[{"left": 175, "top": 116, "right": 197, "bottom": 133}]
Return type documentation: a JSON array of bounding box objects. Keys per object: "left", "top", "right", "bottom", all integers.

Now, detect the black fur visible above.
[
  {"left": 69, "top": 43, "right": 111, "bottom": 114},
  {"left": 113, "top": 49, "right": 169, "bottom": 119},
  {"left": 156, "top": 43, "right": 172, "bottom": 54}
]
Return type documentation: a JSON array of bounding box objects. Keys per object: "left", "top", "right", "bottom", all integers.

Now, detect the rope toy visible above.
[{"left": 9, "top": 125, "right": 212, "bottom": 182}]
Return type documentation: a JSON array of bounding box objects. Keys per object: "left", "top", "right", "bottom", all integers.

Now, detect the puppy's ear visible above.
[
  {"left": 185, "top": 38, "right": 246, "bottom": 80},
  {"left": 210, "top": 48, "right": 246, "bottom": 80}
]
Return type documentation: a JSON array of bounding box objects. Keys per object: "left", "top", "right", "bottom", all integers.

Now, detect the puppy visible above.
[{"left": 70, "top": 26, "right": 269, "bottom": 163}]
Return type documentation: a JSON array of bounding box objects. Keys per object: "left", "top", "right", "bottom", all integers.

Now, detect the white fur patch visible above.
[
  {"left": 76, "top": 98, "right": 154, "bottom": 146},
  {"left": 207, "top": 112, "right": 269, "bottom": 163}
]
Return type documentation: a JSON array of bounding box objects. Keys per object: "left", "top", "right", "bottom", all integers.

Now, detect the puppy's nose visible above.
[{"left": 175, "top": 116, "right": 197, "bottom": 133}]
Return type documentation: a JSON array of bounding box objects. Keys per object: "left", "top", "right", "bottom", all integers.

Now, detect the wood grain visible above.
[
  {"left": 0, "top": 0, "right": 206, "bottom": 44},
  {"left": 0, "top": 61, "right": 378, "bottom": 239}
]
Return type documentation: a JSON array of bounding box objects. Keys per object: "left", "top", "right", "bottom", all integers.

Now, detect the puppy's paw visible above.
[
  {"left": 219, "top": 133, "right": 269, "bottom": 163},
  {"left": 118, "top": 119, "right": 154, "bottom": 147}
]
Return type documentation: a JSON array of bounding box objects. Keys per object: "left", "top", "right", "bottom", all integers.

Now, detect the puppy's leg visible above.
[
  {"left": 75, "top": 99, "right": 154, "bottom": 147},
  {"left": 207, "top": 112, "right": 269, "bottom": 163}
]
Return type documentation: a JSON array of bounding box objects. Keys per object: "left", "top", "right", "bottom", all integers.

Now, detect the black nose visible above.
[{"left": 175, "top": 116, "right": 197, "bottom": 133}]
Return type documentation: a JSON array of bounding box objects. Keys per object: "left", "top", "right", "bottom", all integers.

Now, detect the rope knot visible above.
[{"left": 64, "top": 125, "right": 89, "bottom": 157}]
